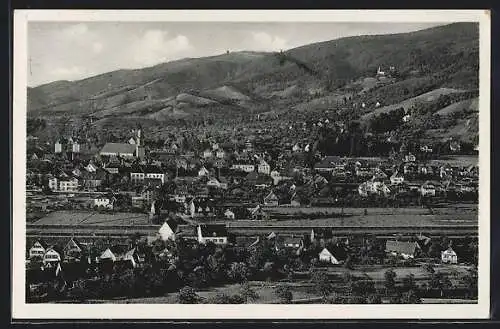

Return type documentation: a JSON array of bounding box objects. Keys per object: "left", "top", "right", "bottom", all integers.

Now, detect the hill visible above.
[{"left": 27, "top": 23, "right": 479, "bottom": 144}]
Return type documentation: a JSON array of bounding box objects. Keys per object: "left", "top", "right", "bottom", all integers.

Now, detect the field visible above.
[
  {"left": 32, "top": 211, "right": 150, "bottom": 226},
  {"left": 427, "top": 155, "right": 478, "bottom": 167}
]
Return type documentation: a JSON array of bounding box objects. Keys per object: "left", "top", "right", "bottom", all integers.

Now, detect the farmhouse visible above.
[
  {"left": 197, "top": 224, "right": 228, "bottom": 245},
  {"left": 319, "top": 247, "right": 341, "bottom": 265},
  {"left": 441, "top": 247, "right": 458, "bottom": 264},
  {"left": 63, "top": 238, "right": 86, "bottom": 262},
  {"left": 263, "top": 191, "right": 279, "bottom": 206},
  {"left": 43, "top": 247, "right": 62, "bottom": 264},
  {"left": 385, "top": 240, "right": 419, "bottom": 259},
  {"left": 29, "top": 240, "right": 48, "bottom": 260}
]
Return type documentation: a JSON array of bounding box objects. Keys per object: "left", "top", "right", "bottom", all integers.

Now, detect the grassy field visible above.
[{"left": 32, "top": 211, "right": 150, "bottom": 226}]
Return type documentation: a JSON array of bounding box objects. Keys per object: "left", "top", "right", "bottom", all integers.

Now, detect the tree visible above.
[
  {"left": 311, "top": 270, "right": 333, "bottom": 302},
  {"left": 462, "top": 265, "right": 478, "bottom": 298},
  {"left": 227, "top": 262, "right": 249, "bottom": 283},
  {"left": 402, "top": 274, "right": 416, "bottom": 292},
  {"left": 422, "top": 263, "right": 435, "bottom": 274},
  {"left": 430, "top": 272, "right": 452, "bottom": 297},
  {"left": 367, "top": 293, "right": 383, "bottom": 304},
  {"left": 177, "top": 286, "right": 200, "bottom": 304},
  {"left": 274, "top": 284, "right": 293, "bottom": 304},
  {"left": 384, "top": 269, "right": 397, "bottom": 295},
  {"left": 401, "top": 289, "right": 421, "bottom": 304},
  {"left": 207, "top": 292, "right": 244, "bottom": 304},
  {"left": 239, "top": 282, "right": 259, "bottom": 303}
]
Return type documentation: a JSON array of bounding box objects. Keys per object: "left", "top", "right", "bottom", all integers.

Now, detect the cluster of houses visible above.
[{"left": 27, "top": 218, "right": 460, "bottom": 287}]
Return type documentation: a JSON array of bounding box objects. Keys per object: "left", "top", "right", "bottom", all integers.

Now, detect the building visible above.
[
  {"left": 63, "top": 238, "right": 85, "bottom": 262},
  {"left": 283, "top": 236, "right": 302, "bottom": 249},
  {"left": 318, "top": 248, "right": 341, "bottom": 265},
  {"left": 263, "top": 191, "right": 279, "bottom": 206},
  {"left": 206, "top": 178, "right": 221, "bottom": 188},
  {"left": 224, "top": 209, "right": 235, "bottom": 219},
  {"left": 43, "top": 247, "right": 62, "bottom": 264},
  {"left": 198, "top": 166, "right": 209, "bottom": 177},
  {"left": 231, "top": 164, "right": 255, "bottom": 173},
  {"left": 421, "top": 181, "right": 437, "bottom": 197},
  {"left": 131, "top": 172, "right": 145, "bottom": 184},
  {"left": 197, "top": 224, "right": 228, "bottom": 245},
  {"left": 93, "top": 197, "right": 113, "bottom": 209},
  {"left": 203, "top": 149, "right": 213, "bottom": 159},
  {"left": 258, "top": 160, "right": 271, "bottom": 175},
  {"left": 385, "top": 241, "right": 419, "bottom": 259},
  {"left": 29, "top": 240, "right": 47, "bottom": 260},
  {"left": 99, "top": 143, "right": 138, "bottom": 158},
  {"left": 216, "top": 150, "right": 226, "bottom": 159},
  {"left": 441, "top": 247, "right": 458, "bottom": 264},
  {"left": 404, "top": 153, "right": 416, "bottom": 162},
  {"left": 390, "top": 172, "right": 405, "bottom": 185},
  {"left": 58, "top": 177, "right": 79, "bottom": 192},
  {"left": 158, "top": 220, "right": 179, "bottom": 241}
]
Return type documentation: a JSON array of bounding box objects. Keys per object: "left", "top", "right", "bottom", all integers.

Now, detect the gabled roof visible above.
[
  {"left": 100, "top": 143, "right": 136, "bottom": 155},
  {"left": 385, "top": 240, "right": 419, "bottom": 255},
  {"left": 199, "top": 224, "right": 228, "bottom": 238},
  {"left": 32, "top": 240, "right": 48, "bottom": 249}
]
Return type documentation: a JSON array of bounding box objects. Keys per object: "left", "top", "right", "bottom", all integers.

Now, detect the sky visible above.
[{"left": 27, "top": 21, "right": 445, "bottom": 87}]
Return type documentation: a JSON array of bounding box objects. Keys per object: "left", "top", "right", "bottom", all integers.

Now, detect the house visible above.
[
  {"left": 206, "top": 177, "right": 220, "bottom": 188},
  {"left": 93, "top": 197, "right": 113, "bottom": 210},
  {"left": 319, "top": 247, "right": 341, "bottom": 265},
  {"left": 404, "top": 153, "right": 416, "bottom": 162},
  {"left": 203, "top": 149, "right": 213, "bottom": 159},
  {"left": 231, "top": 163, "right": 255, "bottom": 173},
  {"left": 421, "top": 181, "right": 437, "bottom": 197},
  {"left": 43, "top": 247, "right": 62, "bottom": 264},
  {"left": 198, "top": 166, "right": 209, "bottom": 177},
  {"left": 58, "top": 177, "right": 79, "bottom": 192},
  {"left": 29, "top": 240, "right": 48, "bottom": 260},
  {"left": 55, "top": 140, "right": 62, "bottom": 153},
  {"left": 100, "top": 143, "right": 138, "bottom": 158},
  {"left": 263, "top": 191, "right": 279, "bottom": 206},
  {"left": 145, "top": 169, "right": 165, "bottom": 184},
  {"left": 130, "top": 171, "right": 146, "bottom": 184},
  {"left": 290, "top": 192, "right": 301, "bottom": 207},
  {"left": 224, "top": 209, "right": 235, "bottom": 219},
  {"left": 420, "top": 145, "right": 433, "bottom": 153},
  {"left": 85, "top": 162, "right": 97, "bottom": 173},
  {"left": 403, "top": 162, "right": 418, "bottom": 175},
  {"left": 314, "top": 156, "right": 342, "bottom": 173},
  {"left": 450, "top": 140, "right": 461, "bottom": 152},
  {"left": 218, "top": 177, "right": 229, "bottom": 190},
  {"left": 158, "top": 220, "right": 179, "bottom": 241},
  {"left": 99, "top": 246, "right": 124, "bottom": 263},
  {"left": 283, "top": 236, "right": 302, "bottom": 249},
  {"left": 63, "top": 238, "right": 85, "bottom": 262},
  {"left": 123, "top": 248, "right": 146, "bottom": 268},
  {"left": 197, "top": 224, "right": 228, "bottom": 245},
  {"left": 441, "top": 247, "right": 458, "bottom": 264},
  {"left": 216, "top": 150, "right": 226, "bottom": 159},
  {"left": 385, "top": 241, "right": 419, "bottom": 259},
  {"left": 250, "top": 205, "right": 270, "bottom": 220},
  {"left": 390, "top": 172, "right": 405, "bottom": 185},
  {"left": 258, "top": 160, "right": 271, "bottom": 175}
]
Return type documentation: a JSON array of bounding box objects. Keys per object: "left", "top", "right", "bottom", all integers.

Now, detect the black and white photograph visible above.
[{"left": 12, "top": 10, "right": 491, "bottom": 319}]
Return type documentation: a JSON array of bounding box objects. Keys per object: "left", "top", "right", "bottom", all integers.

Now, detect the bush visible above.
[
  {"left": 177, "top": 286, "right": 200, "bottom": 304},
  {"left": 274, "top": 284, "right": 293, "bottom": 304}
]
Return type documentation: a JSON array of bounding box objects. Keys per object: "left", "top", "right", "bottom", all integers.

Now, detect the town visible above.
[{"left": 25, "top": 109, "right": 479, "bottom": 304}]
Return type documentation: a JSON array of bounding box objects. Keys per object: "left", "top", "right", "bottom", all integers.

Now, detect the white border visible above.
[{"left": 12, "top": 9, "right": 491, "bottom": 320}]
